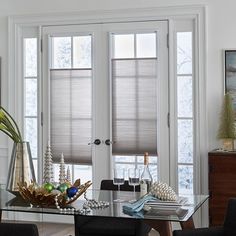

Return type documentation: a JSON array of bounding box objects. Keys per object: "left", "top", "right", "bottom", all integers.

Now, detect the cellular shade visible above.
[
  {"left": 50, "top": 69, "right": 92, "bottom": 164},
  {"left": 112, "top": 58, "right": 158, "bottom": 156}
]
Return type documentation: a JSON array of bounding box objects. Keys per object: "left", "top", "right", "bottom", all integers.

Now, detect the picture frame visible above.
[
  {"left": 224, "top": 50, "right": 236, "bottom": 114},
  {"left": 0, "top": 57, "right": 1, "bottom": 105}
]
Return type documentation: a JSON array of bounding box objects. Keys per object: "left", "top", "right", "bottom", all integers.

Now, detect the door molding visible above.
[{"left": 8, "top": 4, "right": 207, "bottom": 225}]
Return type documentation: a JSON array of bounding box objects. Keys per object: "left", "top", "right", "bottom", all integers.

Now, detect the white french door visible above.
[{"left": 42, "top": 21, "right": 169, "bottom": 189}]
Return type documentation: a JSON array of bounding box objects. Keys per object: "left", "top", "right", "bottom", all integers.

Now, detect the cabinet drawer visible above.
[
  {"left": 209, "top": 157, "right": 236, "bottom": 173},
  {"left": 209, "top": 174, "right": 236, "bottom": 191}
]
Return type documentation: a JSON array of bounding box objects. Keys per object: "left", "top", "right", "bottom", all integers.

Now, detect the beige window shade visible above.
[
  {"left": 112, "top": 58, "right": 158, "bottom": 156},
  {"left": 50, "top": 69, "right": 92, "bottom": 164}
]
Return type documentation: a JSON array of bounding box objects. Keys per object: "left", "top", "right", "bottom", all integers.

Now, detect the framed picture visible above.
[
  {"left": 0, "top": 57, "right": 2, "bottom": 105},
  {"left": 224, "top": 50, "right": 236, "bottom": 114}
]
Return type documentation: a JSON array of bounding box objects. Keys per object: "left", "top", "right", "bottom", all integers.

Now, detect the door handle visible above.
[
  {"left": 88, "top": 139, "right": 101, "bottom": 145},
  {"left": 105, "top": 139, "right": 114, "bottom": 146}
]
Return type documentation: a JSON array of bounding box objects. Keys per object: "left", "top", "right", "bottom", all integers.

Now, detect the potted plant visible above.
[{"left": 217, "top": 93, "right": 236, "bottom": 151}]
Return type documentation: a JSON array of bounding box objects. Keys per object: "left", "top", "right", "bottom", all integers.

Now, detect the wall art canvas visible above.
[
  {"left": 224, "top": 50, "right": 236, "bottom": 116},
  {"left": 0, "top": 57, "right": 2, "bottom": 105}
]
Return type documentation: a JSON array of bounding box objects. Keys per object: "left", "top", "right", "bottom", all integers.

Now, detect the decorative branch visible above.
[{"left": 0, "top": 106, "right": 22, "bottom": 143}]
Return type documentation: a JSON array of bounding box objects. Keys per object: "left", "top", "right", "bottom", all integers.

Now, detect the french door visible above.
[{"left": 42, "top": 21, "right": 169, "bottom": 189}]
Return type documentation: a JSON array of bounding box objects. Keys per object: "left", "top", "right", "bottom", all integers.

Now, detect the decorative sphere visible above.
[
  {"left": 66, "top": 186, "right": 78, "bottom": 198},
  {"left": 57, "top": 183, "right": 69, "bottom": 193},
  {"left": 43, "top": 183, "right": 54, "bottom": 192}
]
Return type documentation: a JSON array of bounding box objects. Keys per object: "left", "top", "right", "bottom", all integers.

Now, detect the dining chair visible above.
[
  {"left": 173, "top": 198, "right": 236, "bottom": 236},
  {"left": 74, "top": 179, "right": 151, "bottom": 236},
  {"left": 0, "top": 222, "right": 39, "bottom": 236}
]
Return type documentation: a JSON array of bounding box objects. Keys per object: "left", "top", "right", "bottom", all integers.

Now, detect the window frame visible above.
[{"left": 8, "top": 6, "right": 208, "bottom": 225}]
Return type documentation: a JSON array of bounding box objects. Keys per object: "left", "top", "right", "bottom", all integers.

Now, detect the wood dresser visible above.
[{"left": 208, "top": 150, "right": 236, "bottom": 226}]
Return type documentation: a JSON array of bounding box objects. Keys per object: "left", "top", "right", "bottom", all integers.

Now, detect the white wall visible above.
[{"left": 0, "top": 0, "right": 233, "bottom": 184}]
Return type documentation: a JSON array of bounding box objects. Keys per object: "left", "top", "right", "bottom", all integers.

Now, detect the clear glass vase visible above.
[{"left": 6, "top": 141, "right": 36, "bottom": 195}]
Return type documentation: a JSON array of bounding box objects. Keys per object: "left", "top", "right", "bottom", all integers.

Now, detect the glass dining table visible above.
[{"left": 0, "top": 188, "right": 208, "bottom": 236}]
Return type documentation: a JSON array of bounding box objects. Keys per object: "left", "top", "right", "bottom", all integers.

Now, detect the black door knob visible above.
[
  {"left": 94, "top": 139, "right": 101, "bottom": 145},
  {"left": 105, "top": 139, "right": 113, "bottom": 145},
  {"left": 88, "top": 139, "right": 101, "bottom": 145}
]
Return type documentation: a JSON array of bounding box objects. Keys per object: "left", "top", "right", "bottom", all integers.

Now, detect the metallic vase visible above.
[{"left": 6, "top": 141, "right": 36, "bottom": 195}]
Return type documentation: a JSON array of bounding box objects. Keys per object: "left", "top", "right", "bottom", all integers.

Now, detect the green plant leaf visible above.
[{"left": 0, "top": 107, "right": 22, "bottom": 143}]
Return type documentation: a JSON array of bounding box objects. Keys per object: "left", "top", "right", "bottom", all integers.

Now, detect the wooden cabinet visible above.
[{"left": 209, "top": 150, "right": 236, "bottom": 226}]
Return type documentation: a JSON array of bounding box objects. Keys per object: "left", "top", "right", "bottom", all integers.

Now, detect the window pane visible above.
[
  {"left": 137, "top": 156, "right": 157, "bottom": 164},
  {"left": 178, "top": 165, "right": 193, "bottom": 194},
  {"left": 115, "top": 163, "right": 135, "bottom": 180},
  {"left": 115, "top": 155, "right": 135, "bottom": 163},
  {"left": 136, "top": 33, "right": 156, "bottom": 58},
  {"left": 178, "top": 120, "right": 193, "bottom": 163},
  {"left": 52, "top": 37, "right": 71, "bottom": 68},
  {"left": 74, "top": 165, "right": 92, "bottom": 184},
  {"left": 113, "top": 34, "right": 134, "bottom": 58},
  {"left": 25, "top": 38, "right": 37, "bottom": 77},
  {"left": 177, "top": 32, "right": 192, "bottom": 74},
  {"left": 148, "top": 165, "right": 158, "bottom": 182},
  {"left": 25, "top": 118, "right": 38, "bottom": 158},
  {"left": 25, "top": 78, "right": 37, "bottom": 116},
  {"left": 114, "top": 156, "right": 158, "bottom": 181},
  {"left": 53, "top": 164, "right": 60, "bottom": 183},
  {"left": 73, "top": 36, "right": 91, "bottom": 68},
  {"left": 177, "top": 76, "right": 192, "bottom": 117}
]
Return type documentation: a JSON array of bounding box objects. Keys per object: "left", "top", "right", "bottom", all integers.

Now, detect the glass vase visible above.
[{"left": 6, "top": 141, "right": 36, "bottom": 195}]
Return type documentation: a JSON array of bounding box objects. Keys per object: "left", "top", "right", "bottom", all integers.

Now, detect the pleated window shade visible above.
[
  {"left": 112, "top": 58, "right": 158, "bottom": 156},
  {"left": 50, "top": 69, "right": 92, "bottom": 164}
]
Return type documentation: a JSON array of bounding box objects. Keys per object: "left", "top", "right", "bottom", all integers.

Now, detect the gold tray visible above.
[{"left": 18, "top": 179, "right": 92, "bottom": 208}]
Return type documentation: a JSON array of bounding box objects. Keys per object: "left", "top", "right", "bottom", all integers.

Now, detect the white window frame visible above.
[
  {"left": 170, "top": 20, "right": 196, "bottom": 194},
  {"left": 8, "top": 5, "right": 208, "bottom": 225}
]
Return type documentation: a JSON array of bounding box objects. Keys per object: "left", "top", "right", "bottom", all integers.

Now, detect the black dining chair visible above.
[
  {"left": 74, "top": 179, "right": 151, "bottom": 236},
  {"left": 0, "top": 222, "right": 39, "bottom": 236},
  {"left": 173, "top": 198, "right": 236, "bottom": 236}
]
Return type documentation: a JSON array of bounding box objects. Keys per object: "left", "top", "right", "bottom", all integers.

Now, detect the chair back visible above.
[{"left": 100, "top": 179, "right": 140, "bottom": 192}]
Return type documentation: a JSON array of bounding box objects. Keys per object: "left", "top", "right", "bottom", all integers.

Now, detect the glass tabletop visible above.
[{"left": 0, "top": 188, "right": 208, "bottom": 222}]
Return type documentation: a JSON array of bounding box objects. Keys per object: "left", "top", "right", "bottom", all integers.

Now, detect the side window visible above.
[
  {"left": 23, "top": 37, "right": 39, "bottom": 180},
  {"left": 176, "top": 31, "right": 194, "bottom": 194}
]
